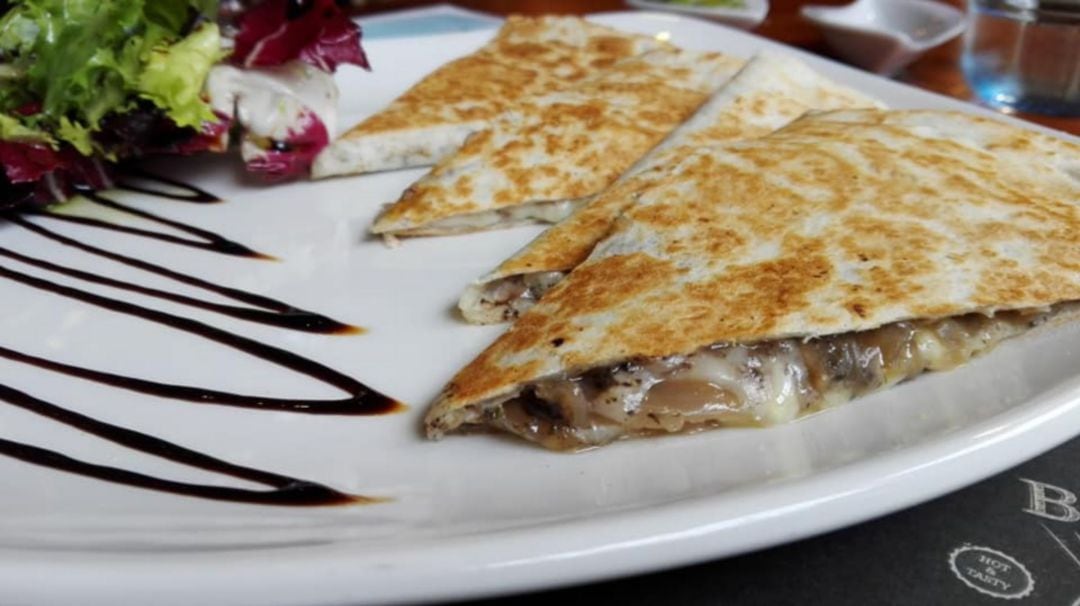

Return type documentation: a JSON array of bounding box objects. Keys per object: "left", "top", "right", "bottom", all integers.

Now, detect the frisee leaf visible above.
[
  {"left": 0, "top": 112, "right": 52, "bottom": 145},
  {"left": 137, "top": 22, "right": 225, "bottom": 129},
  {"left": 0, "top": 0, "right": 221, "bottom": 154}
]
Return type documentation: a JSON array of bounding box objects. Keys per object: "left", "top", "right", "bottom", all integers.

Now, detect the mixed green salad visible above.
[{"left": 0, "top": 0, "right": 368, "bottom": 207}]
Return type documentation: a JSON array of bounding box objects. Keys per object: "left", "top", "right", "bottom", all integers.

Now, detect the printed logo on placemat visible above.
[
  {"left": 1021, "top": 478, "right": 1080, "bottom": 523},
  {"left": 1020, "top": 478, "right": 1080, "bottom": 573},
  {"left": 948, "top": 545, "right": 1035, "bottom": 600}
]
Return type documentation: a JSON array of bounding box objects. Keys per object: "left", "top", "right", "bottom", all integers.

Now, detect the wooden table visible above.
[{"left": 354, "top": 0, "right": 1079, "bottom": 135}]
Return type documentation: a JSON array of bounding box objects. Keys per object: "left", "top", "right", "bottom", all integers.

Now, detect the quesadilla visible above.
[
  {"left": 425, "top": 109, "right": 1080, "bottom": 450},
  {"left": 370, "top": 48, "right": 745, "bottom": 237},
  {"left": 458, "top": 53, "right": 884, "bottom": 324},
  {"left": 312, "top": 16, "right": 664, "bottom": 178}
]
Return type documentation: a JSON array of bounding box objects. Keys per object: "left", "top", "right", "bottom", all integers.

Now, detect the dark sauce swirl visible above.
[
  {"left": 117, "top": 168, "right": 220, "bottom": 203},
  {"left": 0, "top": 262, "right": 400, "bottom": 414},
  {"left": 3, "top": 176, "right": 358, "bottom": 335},
  {"left": 0, "top": 172, "right": 400, "bottom": 506},
  {"left": 0, "top": 385, "right": 368, "bottom": 506},
  {"left": 25, "top": 171, "right": 268, "bottom": 258},
  {"left": 26, "top": 192, "right": 271, "bottom": 259}
]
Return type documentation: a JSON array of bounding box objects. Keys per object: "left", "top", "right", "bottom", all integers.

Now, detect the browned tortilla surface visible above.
[
  {"left": 427, "top": 109, "right": 1080, "bottom": 435},
  {"left": 313, "top": 16, "right": 664, "bottom": 177},
  {"left": 372, "top": 48, "right": 744, "bottom": 235},
  {"left": 459, "top": 53, "right": 883, "bottom": 322}
]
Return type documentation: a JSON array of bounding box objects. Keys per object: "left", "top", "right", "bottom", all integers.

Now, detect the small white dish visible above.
[
  {"left": 626, "top": 0, "right": 770, "bottom": 30},
  {"left": 801, "top": 0, "right": 966, "bottom": 75}
]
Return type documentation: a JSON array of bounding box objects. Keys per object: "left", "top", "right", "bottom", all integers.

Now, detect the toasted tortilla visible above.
[
  {"left": 312, "top": 16, "right": 664, "bottom": 178},
  {"left": 426, "top": 109, "right": 1080, "bottom": 448},
  {"left": 370, "top": 48, "right": 745, "bottom": 237},
  {"left": 459, "top": 53, "right": 884, "bottom": 324}
]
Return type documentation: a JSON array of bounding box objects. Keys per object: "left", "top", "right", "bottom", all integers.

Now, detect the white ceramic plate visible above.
[
  {"left": 1, "top": 11, "right": 1078, "bottom": 606},
  {"left": 625, "top": 0, "right": 769, "bottom": 30}
]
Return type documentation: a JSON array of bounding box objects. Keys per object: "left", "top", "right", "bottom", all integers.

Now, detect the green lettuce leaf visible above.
[
  {"left": 0, "top": 4, "right": 42, "bottom": 59},
  {"left": 144, "top": 0, "right": 218, "bottom": 34},
  {"left": 26, "top": 1, "right": 153, "bottom": 125},
  {"left": 0, "top": 65, "right": 31, "bottom": 113},
  {"left": 57, "top": 116, "right": 92, "bottom": 154},
  {"left": 0, "top": 0, "right": 221, "bottom": 153},
  {"left": 0, "top": 112, "right": 53, "bottom": 145},
  {"left": 137, "top": 22, "right": 225, "bottom": 129}
]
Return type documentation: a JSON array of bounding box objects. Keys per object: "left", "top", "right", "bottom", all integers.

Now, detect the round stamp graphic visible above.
[{"left": 948, "top": 545, "right": 1035, "bottom": 600}]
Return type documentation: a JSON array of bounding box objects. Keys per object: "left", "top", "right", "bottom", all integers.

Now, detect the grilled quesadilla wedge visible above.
[
  {"left": 370, "top": 48, "right": 745, "bottom": 237},
  {"left": 459, "top": 53, "right": 884, "bottom": 324},
  {"left": 312, "top": 16, "right": 663, "bottom": 178},
  {"left": 426, "top": 109, "right": 1080, "bottom": 450}
]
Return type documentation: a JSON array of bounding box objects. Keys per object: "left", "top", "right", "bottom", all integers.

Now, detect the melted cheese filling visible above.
[
  {"left": 462, "top": 271, "right": 566, "bottom": 323},
  {"left": 384, "top": 199, "right": 585, "bottom": 236},
  {"left": 459, "top": 305, "right": 1067, "bottom": 450}
]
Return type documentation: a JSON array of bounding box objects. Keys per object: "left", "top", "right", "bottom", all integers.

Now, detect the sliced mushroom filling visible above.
[
  {"left": 464, "top": 271, "right": 566, "bottom": 323},
  {"left": 462, "top": 305, "right": 1067, "bottom": 450}
]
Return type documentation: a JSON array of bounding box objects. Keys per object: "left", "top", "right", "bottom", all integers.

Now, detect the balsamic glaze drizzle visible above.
[
  {"left": 25, "top": 194, "right": 271, "bottom": 259},
  {"left": 3, "top": 207, "right": 356, "bottom": 335},
  {"left": 0, "top": 243, "right": 357, "bottom": 333},
  {"left": 0, "top": 173, "right": 399, "bottom": 506},
  {"left": 0, "top": 263, "right": 399, "bottom": 414},
  {"left": 31, "top": 172, "right": 271, "bottom": 259},
  {"left": 117, "top": 168, "right": 220, "bottom": 203},
  {"left": 0, "top": 385, "right": 365, "bottom": 506}
]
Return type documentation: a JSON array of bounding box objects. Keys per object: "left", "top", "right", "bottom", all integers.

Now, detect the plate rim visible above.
[
  {"left": 2, "top": 376, "right": 1077, "bottom": 605},
  {"left": 1, "top": 9, "right": 1078, "bottom": 605}
]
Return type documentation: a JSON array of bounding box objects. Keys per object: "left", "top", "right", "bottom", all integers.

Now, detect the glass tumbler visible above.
[{"left": 962, "top": 0, "right": 1080, "bottom": 116}]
